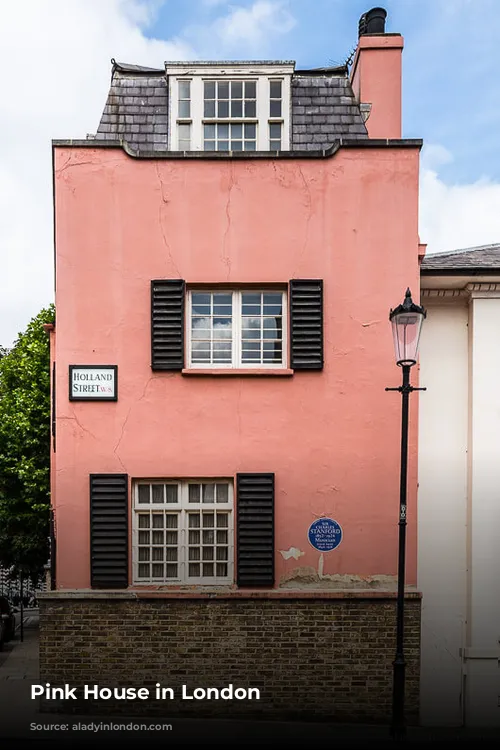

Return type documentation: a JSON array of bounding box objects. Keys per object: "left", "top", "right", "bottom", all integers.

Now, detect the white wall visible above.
[
  {"left": 418, "top": 301, "right": 468, "bottom": 726},
  {"left": 466, "top": 296, "right": 500, "bottom": 725}
]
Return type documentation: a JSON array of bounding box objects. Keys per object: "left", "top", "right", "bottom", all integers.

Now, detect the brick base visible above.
[{"left": 39, "top": 594, "right": 420, "bottom": 722}]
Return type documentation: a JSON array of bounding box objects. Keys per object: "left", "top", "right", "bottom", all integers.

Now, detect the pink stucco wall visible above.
[
  {"left": 52, "top": 144, "right": 421, "bottom": 590},
  {"left": 350, "top": 35, "right": 403, "bottom": 139}
]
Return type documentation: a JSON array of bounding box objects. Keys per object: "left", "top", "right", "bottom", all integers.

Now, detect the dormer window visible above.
[{"left": 166, "top": 62, "right": 293, "bottom": 152}]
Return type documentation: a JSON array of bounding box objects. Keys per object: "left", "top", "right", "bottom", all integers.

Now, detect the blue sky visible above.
[
  {"left": 142, "top": 0, "right": 500, "bottom": 184},
  {"left": 2, "top": 0, "right": 500, "bottom": 346}
]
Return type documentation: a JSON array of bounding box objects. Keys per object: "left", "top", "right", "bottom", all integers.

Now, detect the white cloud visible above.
[
  {"left": 419, "top": 144, "right": 500, "bottom": 254},
  {"left": 186, "top": 0, "right": 296, "bottom": 55},
  {"left": 0, "top": 0, "right": 197, "bottom": 347},
  {"left": 214, "top": 1, "right": 296, "bottom": 45}
]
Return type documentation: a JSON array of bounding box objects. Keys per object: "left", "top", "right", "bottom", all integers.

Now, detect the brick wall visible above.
[{"left": 39, "top": 594, "right": 420, "bottom": 723}]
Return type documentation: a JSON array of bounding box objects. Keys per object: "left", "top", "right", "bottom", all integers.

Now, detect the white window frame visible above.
[
  {"left": 187, "top": 289, "right": 288, "bottom": 370},
  {"left": 132, "top": 479, "right": 234, "bottom": 585},
  {"left": 166, "top": 62, "right": 293, "bottom": 151}
]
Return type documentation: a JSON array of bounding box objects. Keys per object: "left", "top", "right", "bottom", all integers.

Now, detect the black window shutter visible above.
[
  {"left": 151, "top": 279, "right": 185, "bottom": 370},
  {"left": 289, "top": 279, "right": 324, "bottom": 370},
  {"left": 90, "top": 474, "right": 128, "bottom": 588},
  {"left": 236, "top": 473, "right": 275, "bottom": 587}
]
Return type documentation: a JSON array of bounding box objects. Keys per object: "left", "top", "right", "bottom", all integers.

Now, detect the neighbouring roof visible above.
[
  {"left": 96, "top": 60, "right": 368, "bottom": 153},
  {"left": 420, "top": 245, "right": 500, "bottom": 274}
]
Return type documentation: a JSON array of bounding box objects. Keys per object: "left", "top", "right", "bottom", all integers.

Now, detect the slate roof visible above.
[
  {"left": 421, "top": 245, "right": 500, "bottom": 273},
  {"left": 96, "top": 60, "right": 368, "bottom": 153}
]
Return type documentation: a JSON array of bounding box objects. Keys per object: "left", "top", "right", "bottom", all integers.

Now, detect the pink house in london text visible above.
[{"left": 40, "top": 7, "right": 425, "bottom": 723}]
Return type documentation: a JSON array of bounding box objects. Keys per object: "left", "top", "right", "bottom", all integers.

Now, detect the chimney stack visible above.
[{"left": 350, "top": 7, "right": 403, "bottom": 139}]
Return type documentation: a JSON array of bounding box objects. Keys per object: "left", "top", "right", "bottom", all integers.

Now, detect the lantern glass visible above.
[{"left": 391, "top": 310, "right": 425, "bottom": 366}]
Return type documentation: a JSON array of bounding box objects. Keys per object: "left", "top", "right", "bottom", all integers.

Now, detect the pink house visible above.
[{"left": 40, "top": 7, "right": 424, "bottom": 723}]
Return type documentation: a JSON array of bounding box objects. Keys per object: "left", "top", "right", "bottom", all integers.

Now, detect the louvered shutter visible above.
[
  {"left": 236, "top": 473, "right": 275, "bottom": 587},
  {"left": 90, "top": 474, "right": 128, "bottom": 588},
  {"left": 151, "top": 279, "right": 185, "bottom": 370},
  {"left": 289, "top": 279, "right": 324, "bottom": 370}
]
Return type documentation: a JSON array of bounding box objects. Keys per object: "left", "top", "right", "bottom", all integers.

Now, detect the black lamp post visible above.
[{"left": 385, "top": 288, "right": 426, "bottom": 740}]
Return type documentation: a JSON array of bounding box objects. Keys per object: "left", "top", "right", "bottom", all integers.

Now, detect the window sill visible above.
[{"left": 182, "top": 368, "right": 293, "bottom": 377}]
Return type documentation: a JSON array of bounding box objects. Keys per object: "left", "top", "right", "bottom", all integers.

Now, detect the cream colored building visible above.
[{"left": 419, "top": 245, "right": 500, "bottom": 727}]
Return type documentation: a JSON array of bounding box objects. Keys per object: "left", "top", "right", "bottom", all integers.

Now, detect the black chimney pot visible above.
[{"left": 359, "top": 7, "right": 387, "bottom": 36}]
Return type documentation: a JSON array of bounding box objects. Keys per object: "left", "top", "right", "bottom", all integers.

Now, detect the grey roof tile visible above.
[{"left": 421, "top": 245, "right": 500, "bottom": 272}]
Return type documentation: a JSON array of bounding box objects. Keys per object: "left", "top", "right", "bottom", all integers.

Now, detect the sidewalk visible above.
[{"left": 1, "top": 618, "right": 500, "bottom": 743}]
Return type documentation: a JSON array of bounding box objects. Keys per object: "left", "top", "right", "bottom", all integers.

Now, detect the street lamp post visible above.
[{"left": 385, "top": 288, "right": 426, "bottom": 740}]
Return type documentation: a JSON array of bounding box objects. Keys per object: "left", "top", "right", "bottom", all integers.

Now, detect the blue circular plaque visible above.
[{"left": 308, "top": 517, "right": 343, "bottom": 552}]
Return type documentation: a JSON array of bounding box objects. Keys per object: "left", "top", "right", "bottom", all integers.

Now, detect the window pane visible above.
[
  {"left": 242, "top": 293, "right": 261, "bottom": 305},
  {"left": 218, "top": 123, "right": 229, "bottom": 139},
  {"left": 204, "top": 140, "right": 216, "bottom": 151},
  {"left": 231, "top": 100, "right": 242, "bottom": 117},
  {"left": 179, "top": 140, "right": 190, "bottom": 151},
  {"left": 152, "top": 514, "right": 163, "bottom": 528},
  {"left": 216, "top": 547, "right": 228, "bottom": 561},
  {"left": 216, "top": 484, "right": 228, "bottom": 503},
  {"left": 179, "top": 81, "right": 190, "bottom": 99},
  {"left": 216, "top": 563, "right": 228, "bottom": 577},
  {"left": 231, "top": 141, "right": 243, "bottom": 151},
  {"left": 192, "top": 317, "right": 211, "bottom": 338},
  {"left": 203, "top": 512, "right": 215, "bottom": 528},
  {"left": 203, "top": 529, "right": 215, "bottom": 544},
  {"left": 218, "top": 82, "right": 229, "bottom": 99},
  {"left": 166, "top": 564, "right": 177, "bottom": 578},
  {"left": 189, "top": 530, "right": 200, "bottom": 545},
  {"left": 270, "top": 140, "right": 281, "bottom": 150},
  {"left": 269, "top": 123, "right": 282, "bottom": 139},
  {"left": 244, "top": 123, "right": 256, "bottom": 139},
  {"left": 270, "top": 80, "right": 282, "bottom": 98},
  {"left": 152, "top": 484, "right": 163, "bottom": 503},
  {"left": 270, "top": 100, "right": 281, "bottom": 117},
  {"left": 202, "top": 484, "right": 215, "bottom": 502},
  {"left": 138, "top": 547, "right": 150, "bottom": 561},
  {"left": 153, "top": 530, "right": 164, "bottom": 544},
  {"left": 244, "top": 141, "right": 256, "bottom": 151},
  {"left": 202, "top": 546, "right": 214, "bottom": 560},
  {"left": 178, "top": 123, "right": 191, "bottom": 140},
  {"left": 166, "top": 515, "right": 177, "bottom": 528},
  {"left": 216, "top": 530, "right": 228, "bottom": 544},
  {"left": 178, "top": 100, "right": 190, "bottom": 118},
  {"left": 218, "top": 101, "right": 229, "bottom": 118},
  {"left": 166, "top": 548, "right": 177, "bottom": 561},
  {"left": 189, "top": 547, "right": 200, "bottom": 561},
  {"left": 216, "top": 513, "right": 228, "bottom": 528},
  {"left": 263, "top": 318, "right": 278, "bottom": 337},
  {"left": 138, "top": 531, "right": 150, "bottom": 544},
  {"left": 244, "top": 100, "right": 256, "bottom": 118},
  {"left": 204, "top": 100, "right": 216, "bottom": 117},
  {"left": 165, "top": 485, "right": 178, "bottom": 503},
  {"left": 213, "top": 319, "right": 232, "bottom": 338},
  {"left": 189, "top": 563, "right": 200, "bottom": 576},
  {"left": 231, "top": 123, "right": 242, "bottom": 139},
  {"left": 245, "top": 81, "right": 256, "bottom": 98},
  {"left": 204, "top": 124, "right": 216, "bottom": 140},
  {"left": 138, "top": 564, "right": 149, "bottom": 578},
  {"left": 189, "top": 484, "right": 200, "bottom": 503},
  {"left": 231, "top": 81, "right": 243, "bottom": 98},
  {"left": 165, "top": 530, "right": 177, "bottom": 544},
  {"left": 138, "top": 514, "right": 150, "bottom": 528},
  {"left": 152, "top": 547, "right": 164, "bottom": 561},
  {"left": 219, "top": 140, "right": 229, "bottom": 151},
  {"left": 189, "top": 513, "right": 200, "bottom": 528},
  {"left": 204, "top": 81, "right": 215, "bottom": 99},
  {"left": 138, "top": 485, "right": 150, "bottom": 504},
  {"left": 203, "top": 563, "right": 214, "bottom": 577}
]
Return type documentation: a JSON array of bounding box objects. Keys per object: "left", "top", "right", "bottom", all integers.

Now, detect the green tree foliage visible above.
[{"left": 0, "top": 305, "right": 55, "bottom": 580}]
